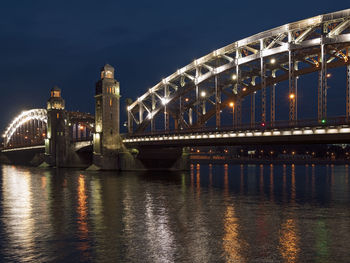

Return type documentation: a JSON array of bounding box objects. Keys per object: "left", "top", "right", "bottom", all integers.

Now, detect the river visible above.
[{"left": 0, "top": 163, "right": 349, "bottom": 262}]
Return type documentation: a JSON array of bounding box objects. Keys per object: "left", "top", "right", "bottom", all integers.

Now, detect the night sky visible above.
[{"left": 0, "top": 1, "right": 348, "bottom": 132}]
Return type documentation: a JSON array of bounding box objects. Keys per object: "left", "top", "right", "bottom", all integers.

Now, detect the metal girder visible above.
[{"left": 328, "top": 19, "right": 350, "bottom": 37}]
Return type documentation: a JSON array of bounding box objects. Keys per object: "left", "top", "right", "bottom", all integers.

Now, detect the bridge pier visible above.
[{"left": 118, "top": 146, "right": 190, "bottom": 171}]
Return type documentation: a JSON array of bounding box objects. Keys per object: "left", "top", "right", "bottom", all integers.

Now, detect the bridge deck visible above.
[{"left": 124, "top": 123, "right": 350, "bottom": 147}]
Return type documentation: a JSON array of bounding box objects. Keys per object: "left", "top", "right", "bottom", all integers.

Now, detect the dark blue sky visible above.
[{"left": 0, "top": 1, "right": 347, "bottom": 131}]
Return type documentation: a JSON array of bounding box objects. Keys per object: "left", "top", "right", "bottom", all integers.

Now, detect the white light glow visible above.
[{"left": 161, "top": 98, "right": 169, "bottom": 105}]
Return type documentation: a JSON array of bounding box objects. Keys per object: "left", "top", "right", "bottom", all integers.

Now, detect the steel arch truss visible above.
[
  {"left": 2, "top": 109, "right": 48, "bottom": 147},
  {"left": 127, "top": 9, "right": 350, "bottom": 135}
]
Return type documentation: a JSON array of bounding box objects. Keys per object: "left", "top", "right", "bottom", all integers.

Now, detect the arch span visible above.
[
  {"left": 127, "top": 9, "right": 350, "bottom": 134},
  {"left": 2, "top": 109, "right": 47, "bottom": 147}
]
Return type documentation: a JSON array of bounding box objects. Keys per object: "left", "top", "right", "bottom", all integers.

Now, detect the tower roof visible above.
[
  {"left": 101, "top": 64, "right": 114, "bottom": 71},
  {"left": 51, "top": 85, "right": 61, "bottom": 92}
]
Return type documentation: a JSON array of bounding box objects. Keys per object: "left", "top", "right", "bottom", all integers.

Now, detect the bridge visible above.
[
  {"left": 1, "top": 9, "right": 350, "bottom": 170},
  {"left": 1, "top": 87, "right": 94, "bottom": 166}
]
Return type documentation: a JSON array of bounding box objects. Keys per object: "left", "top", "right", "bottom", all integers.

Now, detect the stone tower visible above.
[
  {"left": 93, "top": 64, "right": 121, "bottom": 169},
  {"left": 45, "top": 86, "right": 68, "bottom": 167}
]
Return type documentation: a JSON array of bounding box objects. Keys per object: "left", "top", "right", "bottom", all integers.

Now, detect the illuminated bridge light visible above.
[
  {"left": 229, "top": 133, "right": 236, "bottom": 137},
  {"left": 292, "top": 130, "right": 302, "bottom": 135},
  {"left": 315, "top": 129, "right": 326, "bottom": 134},
  {"left": 254, "top": 132, "right": 262, "bottom": 136},
  {"left": 340, "top": 128, "right": 350, "bottom": 133},
  {"left": 303, "top": 129, "right": 313, "bottom": 135},
  {"left": 273, "top": 131, "right": 281, "bottom": 136},
  {"left": 209, "top": 134, "right": 215, "bottom": 138},
  {"left": 282, "top": 131, "right": 292, "bottom": 135},
  {"left": 223, "top": 134, "right": 229, "bottom": 138},
  {"left": 238, "top": 133, "right": 245, "bottom": 137},
  {"left": 327, "top": 129, "right": 339, "bottom": 134},
  {"left": 263, "top": 131, "right": 272, "bottom": 136},
  {"left": 196, "top": 135, "right": 202, "bottom": 139},
  {"left": 215, "top": 134, "right": 222, "bottom": 138},
  {"left": 246, "top": 132, "right": 253, "bottom": 136}
]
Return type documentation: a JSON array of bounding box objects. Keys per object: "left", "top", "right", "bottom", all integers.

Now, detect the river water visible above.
[{"left": 0, "top": 163, "right": 349, "bottom": 262}]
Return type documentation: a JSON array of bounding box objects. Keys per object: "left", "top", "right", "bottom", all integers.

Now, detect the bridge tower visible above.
[
  {"left": 45, "top": 86, "right": 69, "bottom": 167},
  {"left": 93, "top": 64, "right": 121, "bottom": 169}
]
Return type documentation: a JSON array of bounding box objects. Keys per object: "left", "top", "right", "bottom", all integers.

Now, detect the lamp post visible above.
[{"left": 229, "top": 102, "right": 235, "bottom": 127}]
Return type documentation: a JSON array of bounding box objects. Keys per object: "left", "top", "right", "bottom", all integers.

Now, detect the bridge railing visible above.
[{"left": 127, "top": 116, "right": 350, "bottom": 138}]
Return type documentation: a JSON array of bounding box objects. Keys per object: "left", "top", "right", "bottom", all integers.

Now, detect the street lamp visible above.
[
  {"left": 289, "top": 93, "right": 295, "bottom": 99},
  {"left": 229, "top": 102, "right": 235, "bottom": 127}
]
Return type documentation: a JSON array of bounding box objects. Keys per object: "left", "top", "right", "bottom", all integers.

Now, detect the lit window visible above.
[
  {"left": 110, "top": 99, "right": 112, "bottom": 106},
  {"left": 57, "top": 113, "right": 59, "bottom": 119}
]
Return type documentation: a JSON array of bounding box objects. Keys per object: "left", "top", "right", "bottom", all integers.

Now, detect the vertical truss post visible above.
[
  {"left": 32, "top": 119, "right": 35, "bottom": 143},
  {"left": 215, "top": 75, "right": 221, "bottom": 129},
  {"left": 251, "top": 92, "right": 255, "bottom": 128},
  {"left": 195, "top": 67, "right": 201, "bottom": 125},
  {"left": 151, "top": 93, "right": 155, "bottom": 132},
  {"left": 318, "top": 42, "right": 327, "bottom": 122},
  {"left": 260, "top": 39, "right": 266, "bottom": 124},
  {"left": 289, "top": 50, "right": 296, "bottom": 123},
  {"left": 138, "top": 102, "right": 143, "bottom": 124},
  {"left": 346, "top": 47, "right": 350, "bottom": 121},
  {"left": 235, "top": 63, "right": 242, "bottom": 128},
  {"left": 295, "top": 74, "right": 298, "bottom": 121},
  {"left": 179, "top": 96, "right": 184, "bottom": 130},
  {"left": 260, "top": 62, "right": 266, "bottom": 123},
  {"left": 270, "top": 84, "right": 276, "bottom": 126},
  {"left": 189, "top": 108, "right": 193, "bottom": 126},
  {"left": 347, "top": 64, "right": 350, "bottom": 121},
  {"left": 164, "top": 85, "right": 169, "bottom": 131},
  {"left": 126, "top": 109, "right": 132, "bottom": 134}
]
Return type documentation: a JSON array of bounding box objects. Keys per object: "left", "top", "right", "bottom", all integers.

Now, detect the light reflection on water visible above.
[{"left": 1, "top": 164, "right": 350, "bottom": 262}]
